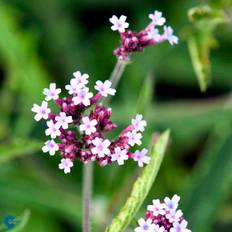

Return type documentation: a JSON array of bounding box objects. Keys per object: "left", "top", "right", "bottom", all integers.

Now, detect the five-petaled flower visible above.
[
  {"left": 94, "top": 80, "right": 116, "bottom": 97},
  {"left": 91, "top": 137, "right": 111, "bottom": 158},
  {"left": 58, "top": 158, "right": 73, "bottom": 174},
  {"left": 43, "top": 83, "right": 61, "bottom": 101},
  {"left": 31, "top": 101, "right": 51, "bottom": 121},
  {"left": 133, "top": 149, "right": 150, "bottom": 167},
  {"left": 80, "top": 116, "right": 98, "bottom": 135},
  {"left": 111, "top": 147, "right": 128, "bottom": 165},
  {"left": 109, "top": 15, "right": 129, "bottom": 33},
  {"left": 42, "top": 140, "right": 59, "bottom": 156}
]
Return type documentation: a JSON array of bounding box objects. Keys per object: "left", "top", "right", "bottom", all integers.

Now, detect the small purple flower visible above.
[
  {"left": 109, "top": 10, "right": 178, "bottom": 60},
  {"left": 134, "top": 195, "right": 191, "bottom": 232},
  {"left": 32, "top": 71, "right": 150, "bottom": 174}
]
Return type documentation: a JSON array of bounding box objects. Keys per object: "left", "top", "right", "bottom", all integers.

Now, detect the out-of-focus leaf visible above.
[
  {"left": 0, "top": 139, "right": 42, "bottom": 162},
  {"left": 0, "top": 209, "right": 30, "bottom": 232},
  {"left": 0, "top": 178, "right": 82, "bottom": 226},
  {"left": 0, "top": 3, "right": 49, "bottom": 138},
  {"left": 187, "top": 5, "right": 229, "bottom": 92},
  {"left": 183, "top": 118, "right": 232, "bottom": 232},
  {"left": 135, "top": 73, "right": 154, "bottom": 115},
  {"left": 105, "top": 130, "right": 170, "bottom": 232}
]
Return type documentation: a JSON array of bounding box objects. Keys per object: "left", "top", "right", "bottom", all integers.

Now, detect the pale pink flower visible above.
[
  {"left": 111, "top": 147, "right": 128, "bottom": 165},
  {"left": 45, "top": 120, "right": 61, "bottom": 139},
  {"left": 109, "top": 15, "right": 129, "bottom": 33},
  {"left": 31, "top": 101, "right": 51, "bottom": 121},
  {"left": 58, "top": 158, "right": 73, "bottom": 174},
  {"left": 91, "top": 137, "right": 111, "bottom": 158},
  {"left": 42, "top": 140, "right": 59, "bottom": 156},
  {"left": 43, "top": 83, "right": 61, "bottom": 101},
  {"left": 80, "top": 116, "right": 98, "bottom": 135},
  {"left": 94, "top": 80, "right": 116, "bottom": 97},
  {"left": 55, "top": 112, "right": 73, "bottom": 129}
]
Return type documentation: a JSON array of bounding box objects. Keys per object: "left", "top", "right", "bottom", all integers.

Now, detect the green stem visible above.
[
  {"left": 83, "top": 162, "right": 93, "bottom": 232},
  {"left": 82, "top": 59, "right": 129, "bottom": 232}
]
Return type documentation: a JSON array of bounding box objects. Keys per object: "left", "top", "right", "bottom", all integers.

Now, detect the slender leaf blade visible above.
[{"left": 105, "top": 130, "right": 170, "bottom": 232}]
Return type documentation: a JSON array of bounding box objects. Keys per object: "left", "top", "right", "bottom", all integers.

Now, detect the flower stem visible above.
[
  {"left": 83, "top": 162, "right": 93, "bottom": 232},
  {"left": 110, "top": 59, "right": 128, "bottom": 89},
  {"left": 82, "top": 58, "right": 128, "bottom": 232}
]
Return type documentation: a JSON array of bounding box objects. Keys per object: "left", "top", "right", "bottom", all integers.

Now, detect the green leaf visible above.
[
  {"left": 0, "top": 210, "right": 30, "bottom": 232},
  {"left": 0, "top": 139, "right": 42, "bottom": 163},
  {"left": 187, "top": 4, "right": 229, "bottom": 92},
  {"left": 105, "top": 130, "right": 170, "bottom": 232},
  {"left": 135, "top": 73, "right": 154, "bottom": 115}
]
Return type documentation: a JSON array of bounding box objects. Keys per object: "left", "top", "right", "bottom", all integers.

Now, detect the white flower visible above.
[
  {"left": 42, "top": 140, "right": 59, "bottom": 156},
  {"left": 149, "top": 11, "right": 166, "bottom": 26},
  {"left": 127, "top": 130, "right": 142, "bottom": 146},
  {"left": 164, "top": 195, "right": 180, "bottom": 212},
  {"left": 147, "top": 199, "right": 166, "bottom": 216},
  {"left": 94, "top": 80, "right": 116, "bottom": 97},
  {"left": 65, "top": 78, "right": 80, "bottom": 95},
  {"left": 31, "top": 101, "right": 51, "bottom": 121},
  {"left": 111, "top": 147, "right": 128, "bottom": 165},
  {"left": 133, "top": 149, "right": 150, "bottom": 167},
  {"left": 43, "top": 83, "right": 61, "bottom": 101},
  {"left": 134, "top": 218, "right": 156, "bottom": 232},
  {"left": 58, "top": 158, "right": 73, "bottom": 174},
  {"left": 73, "top": 71, "right": 89, "bottom": 88},
  {"left": 164, "top": 26, "right": 179, "bottom": 45},
  {"left": 80, "top": 116, "right": 98, "bottom": 135},
  {"left": 109, "top": 15, "right": 129, "bottom": 33},
  {"left": 147, "top": 27, "right": 160, "bottom": 41},
  {"left": 153, "top": 225, "right": 165, "bottom": 232},
  {"left": 132, "top": 114, "right": 147, "bottom": 132},
  {"left": 91, "top": 137, "right": 111, "bottom": 158},
  {"left": 170, "top": 220, "right": 191, "bottom": 232},
  {"left": 55, "top": 112, "right": 73, "bottom": 129},
  {"left": 166, "top": 209, "right": 183, "bottom": 223},
  {"left": 72, "top": 88, "right": 93, "bottom": 106},
  {"left": 45, "top": 120, "right": 61, "bottom": 139},
  {"left": 65, "top": 71, "right": 89, "bottom": 95}
]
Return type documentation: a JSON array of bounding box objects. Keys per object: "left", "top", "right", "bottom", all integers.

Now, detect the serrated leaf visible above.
[
  {"left": 105, "top": 130, "right": 170, "bottom": 232},
  {"left": 0, "top": 139, "right": 42, "bottom": 162}
]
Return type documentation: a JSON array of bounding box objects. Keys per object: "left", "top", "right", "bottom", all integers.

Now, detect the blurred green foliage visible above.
[{"left": 0, "top": 0, "right": 231, "bottom": 231}]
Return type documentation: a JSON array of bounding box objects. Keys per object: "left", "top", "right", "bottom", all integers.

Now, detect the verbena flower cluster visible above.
[
  {"left": 32, "top": 71, "right": 150, "bottom": 174},
  {"left": 109, "top": 11, "right": 178, "bottom": 60},
  {"left": 134, "top": 195, "right": 191, "bottom": 232}
]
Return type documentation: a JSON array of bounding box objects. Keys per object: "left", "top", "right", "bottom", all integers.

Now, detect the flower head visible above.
[
  {"left": 134, "top": 195, "right": 191, "bottom": 232},
  {"left": 58, "top": 158, "right": 73, "bottom": 174},
  {"left": 110, "top": 10, "right": 178, "bottom": 60},
  {"left": 109, "top": 15, "right": 129, "bottom": 33},
  {"left": 43, "top": 83, "right": 61, "bottom": 101},
  {"left": 31, "top": 101, "right": 51, "bottom": 121},
  {"left": 32, "top": 70, "right": 149, "bottom": 173}
]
